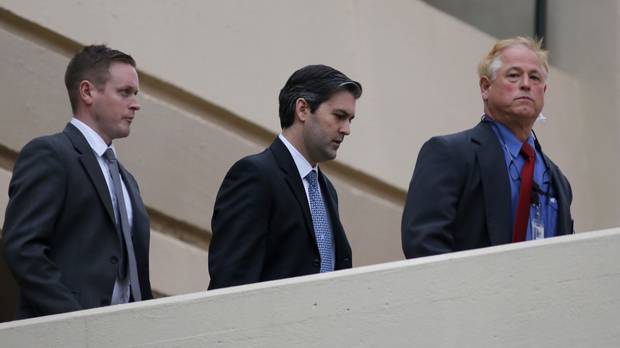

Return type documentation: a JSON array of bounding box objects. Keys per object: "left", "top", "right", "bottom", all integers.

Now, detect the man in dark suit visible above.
[
  {"left": 2, "top": 45, "right": 152, "bottom": 319},
  {"left": 402, "top": 37, "right": 574, "bottom": 258},
  {"left": 208, "top": 65, "right": 362, "bottom": 289}
]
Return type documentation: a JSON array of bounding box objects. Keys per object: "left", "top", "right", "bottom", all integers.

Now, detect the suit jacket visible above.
[
  {"left": 2, "top": 123, "right": 152, "bottom": 319},
  {"left": 401, "top": 121, "right": 574, "bottom": 258},
  {"left": 208, "top": 137, "right": 352, "bottom": 289}
]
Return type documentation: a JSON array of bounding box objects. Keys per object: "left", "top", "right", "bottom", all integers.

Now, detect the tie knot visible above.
[
  {"left": 305, "top": 170, "right": 318, "bottom": 184},
  {"left": 520, "top": 142, "right": 534, "bottom": 161},
  {"left": 103, "top": 148, "right": 117, "bottom": 162}
]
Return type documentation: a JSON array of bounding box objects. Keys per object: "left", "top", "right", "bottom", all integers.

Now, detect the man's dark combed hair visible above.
[
  {"left": 64, "top": 44, "right": 136, "bottom": 113},
  {"left": 278, "top": 64, "right": 362, "bottom": 129}
]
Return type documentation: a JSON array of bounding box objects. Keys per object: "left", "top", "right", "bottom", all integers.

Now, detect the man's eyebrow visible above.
[{"left": 334, "top": 108, "right": 354, "bottom": 117}]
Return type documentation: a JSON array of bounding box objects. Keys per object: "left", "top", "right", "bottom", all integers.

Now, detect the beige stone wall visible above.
[
  {"left": 0, "top": 0, "right": 618, "bottom": 309},
  {"left": 1, "top": 229, "right": 619, "bottom": 347}
]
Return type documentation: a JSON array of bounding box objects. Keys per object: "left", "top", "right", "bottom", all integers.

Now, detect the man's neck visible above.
[
  {"left": 281, "top": 128, "right": 316, "bottom": 167},
  {"left": 74, "top": 114, "right": 112, "bottom": 145},
  {"left": 485, "top": 114, "right": 533, "bottom": 143}
]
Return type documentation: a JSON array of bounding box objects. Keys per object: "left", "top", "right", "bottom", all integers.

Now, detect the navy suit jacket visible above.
[
  {"left": 208, "top": 137, "right": 352, "bottom": 289},
  {"left": 401, "top": 121, "right": 574, "bottom": 258},
  {"left": 2, "top": 124, "right": 152, "bottom": 318}
]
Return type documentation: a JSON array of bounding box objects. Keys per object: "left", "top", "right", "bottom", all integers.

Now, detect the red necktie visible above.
[{"left": 512, "top": 142, "right": 535, "bottom": 242}]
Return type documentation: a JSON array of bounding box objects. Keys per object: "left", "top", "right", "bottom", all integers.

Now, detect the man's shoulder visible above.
[
  {"left": 415, "top": 123, "right": 491, "bottom": 170},
  {"left": 221, "top": 148, "right": 281, "bottom": 189},
  {"left": 232, "top": 147, "right": 276, "bottom": 172},
  {"left": 432, "top": 124, "right": 481, "bottom": 145},
  {"left": 420, "top": 125, "right": 479, "bottom": 154},
  {"left": 19, "top": 129, "right": 72, "bottom": 158}
]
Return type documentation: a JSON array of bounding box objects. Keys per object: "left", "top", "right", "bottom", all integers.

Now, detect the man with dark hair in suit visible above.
[
  {"left": 402, "top": 37, "right": 574, "bottom": 258},
  {"left": 2, "top": 45, "right": 152, "bottom": 319},
  {"left": 208, "top": 65, "right": 362, "bottom": 289}
]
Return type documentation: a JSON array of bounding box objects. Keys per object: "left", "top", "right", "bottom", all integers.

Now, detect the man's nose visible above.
[
  {"left": 520, "top": 76, "right": 531, "bottom": 90},
  {"left": 340, "top": 120, "right": 351, "bottom": 135},
  {"left": 130, "top": 99, "right": 141, "bottom": 111}
]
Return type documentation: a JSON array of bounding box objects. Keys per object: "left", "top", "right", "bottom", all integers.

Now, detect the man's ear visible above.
[
  {"left": 479, "top": 76, "right": 491, "bottom": 101},
  {"left": 79, "top": 80, "right": 96, "bottom": 106},
  {"left": 294, "top": 97, "right": 309, "bottom": 123}
]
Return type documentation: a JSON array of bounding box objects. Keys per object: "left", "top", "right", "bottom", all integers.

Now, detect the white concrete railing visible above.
[{"left": 1, "top": 228, "right": 619, "bottom": 347}]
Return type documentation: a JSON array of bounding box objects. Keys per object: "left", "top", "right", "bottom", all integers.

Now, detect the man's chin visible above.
[
  {"left": 112, "top": 129, "right": 131, "bottom": 140},
  {"left": 326, "top": 151, "right": 337, "bottom": 162},
  {"left": 318, "top": 150, "right": 338, "bottom": 163},
  {"left": 512, "top": 108, "right": 539, "bottom": 121}
]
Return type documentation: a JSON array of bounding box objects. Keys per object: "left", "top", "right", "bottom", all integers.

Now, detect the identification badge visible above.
[{"left": 531, "top": 204, "right": 544, "bottom": 240}]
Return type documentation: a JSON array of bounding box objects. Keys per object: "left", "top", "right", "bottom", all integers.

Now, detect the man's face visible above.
[
  {"left": 481, "top": 45, "right": 546, "bottom": 128},
  {"left": 302, "top": 90, "right": 356, "bottom": 165},
  {"left": 90, "top": 62, "right": 140, "bottom": 144}
]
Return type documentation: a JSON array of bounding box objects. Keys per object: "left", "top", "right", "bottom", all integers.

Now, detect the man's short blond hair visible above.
[{"left": 478, "top": 36, "right": 549, "bottom": 80}]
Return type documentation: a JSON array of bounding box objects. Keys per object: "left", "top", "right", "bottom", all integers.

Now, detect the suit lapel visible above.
[
  {"left": 472, "top": 122, "right": 513, "bottom": 245},
  {"left": 545, "top": 155, "right": 572, "bottom": 235},
  {"left": 317, "top": 170, "right": 349, "bottom": 264},
  {"left": 118, "top": 164, "right": 145, "bottom": 235},
  {"left": 269, "top": 138, "right": 317, "bottom": 248},
  {"left": 318, "top": 171, "right": 341, "bottom": 234},
  {"left": 63, "top": 123, "right": 116, "bottom": 225}
]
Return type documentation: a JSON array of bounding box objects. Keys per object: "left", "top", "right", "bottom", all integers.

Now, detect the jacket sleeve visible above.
[
  {"left": 2, "top": 138, "right": 82, "bottom": 315},
  {"left": 208, "top": 158, "right": 271, "bottom": 289},
  {"left": 401, "top": 136, "right": 465, "bottom": 258}
]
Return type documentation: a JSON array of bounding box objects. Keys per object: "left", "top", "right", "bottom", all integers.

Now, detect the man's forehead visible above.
[
  {"left": 107, "top": 63, "right": 139, "bottom": 83},
  {"left": 500, "top": 46, "right": 546, "bottom": 72},
  {"left": 504, "top": 63, "right": 545, "bottom": 73}
]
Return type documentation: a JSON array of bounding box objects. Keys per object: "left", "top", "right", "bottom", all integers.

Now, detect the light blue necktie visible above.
[{"left": 306, "top": 170, "right": 334, "bottom": 272}]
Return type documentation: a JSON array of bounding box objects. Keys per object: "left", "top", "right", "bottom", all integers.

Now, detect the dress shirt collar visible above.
[
  {"left": 484, "top": 115, "right": 535, "bottom": 157},
  {"left": 278, "top": 133, "right": 317, "bottom": 179},
  {"left": 70, "top": 117, "right": 117, "bottom": 157}
]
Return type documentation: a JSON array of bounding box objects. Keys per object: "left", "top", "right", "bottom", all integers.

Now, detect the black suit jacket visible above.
[
  {"left": 208, "top": 137, "right": 352, "bottom": 289},
  {"left": 2, "top": 123, "right": 152, "bottom": 319},
  {"left": 401, "top": 121, "right": 574, "bottom": 258}
]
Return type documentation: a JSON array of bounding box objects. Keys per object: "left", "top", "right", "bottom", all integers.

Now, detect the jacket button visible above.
[
  {"left": 313, "top": 259, "right": 320, "bottom": 267},
  {"left": 343, "top": 257, "right": 350, "bottom": 262},
  {"left": 110, "top": 256, "right": 118, "bottom": 264}
]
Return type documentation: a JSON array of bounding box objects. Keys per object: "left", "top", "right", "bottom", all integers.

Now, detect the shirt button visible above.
[{"left": 110, "top": 256, "right": 118, "bottom": 264}]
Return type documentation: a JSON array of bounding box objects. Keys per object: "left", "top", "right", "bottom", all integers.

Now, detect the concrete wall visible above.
[
  {"left": 0, "top": 0, "right": 618, "bottom": 308},
  {"left": 0, "top": 228, "right": 619, "bottom": 347}
]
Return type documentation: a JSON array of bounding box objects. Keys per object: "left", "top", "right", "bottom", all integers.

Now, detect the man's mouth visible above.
[{"left": 515, "top": 96, "right": 534, "bottom": 102}]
